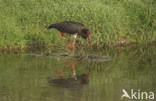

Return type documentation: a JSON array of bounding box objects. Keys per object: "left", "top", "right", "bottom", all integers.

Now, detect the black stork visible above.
[{"left": 48, "top": 21, "right": 92, "bottom": 53}]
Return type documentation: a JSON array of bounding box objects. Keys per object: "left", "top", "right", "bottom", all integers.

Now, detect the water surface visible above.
[{"left": 0, "top": 46, "right": 156, "bottom": 101}]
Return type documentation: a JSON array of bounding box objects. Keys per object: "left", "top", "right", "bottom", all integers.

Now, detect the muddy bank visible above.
[
  {"left": 25, "top": 53, "right": 111, "bottom": 62},
  {"left": 0, "top": 41, "right": 155, "bottom": 54}
]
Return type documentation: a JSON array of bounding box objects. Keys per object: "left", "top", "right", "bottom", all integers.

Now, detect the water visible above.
[{"left": 0, "top": 46, "right": 156, "bottom": 101}]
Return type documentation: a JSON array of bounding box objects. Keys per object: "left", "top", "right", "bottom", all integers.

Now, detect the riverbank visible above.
[
  {"left": 0, "top": 0, "right": 156, "bottom": 52},
  {"left": 0, "top": 41, "right": 155, "bottom": 55}
]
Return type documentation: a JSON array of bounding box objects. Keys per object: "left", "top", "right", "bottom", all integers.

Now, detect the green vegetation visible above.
[{"left": 0, "top": 0, "right": 156, "bottom": 51}]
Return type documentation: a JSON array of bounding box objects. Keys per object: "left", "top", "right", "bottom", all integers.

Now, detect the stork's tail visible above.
[{"left": 47, "top": 24, "right": 55, "bottom": 29}]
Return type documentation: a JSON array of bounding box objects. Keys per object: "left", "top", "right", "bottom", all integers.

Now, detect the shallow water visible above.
[{"left": 0, "top": 46, "right": 156, "bottom": 101}]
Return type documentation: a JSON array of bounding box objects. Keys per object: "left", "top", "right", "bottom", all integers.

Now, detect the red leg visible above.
[
  {"left": 72, "top": 61, "right": 77, "bottom": 80},
  {"left": 56, "top": 72, "right": 63, "bottom": 79},
  {"left": 72, "top": 36, "right": 77, "bottom": 54},
  {"left": 57, "top": 33, "right": 72, "bottom": 50},
  {"left": 85, "top": 67, "right": 91, "bottom": 83},
  {"left": 57, "top": 33, "right": 64, "bottom": 40}
]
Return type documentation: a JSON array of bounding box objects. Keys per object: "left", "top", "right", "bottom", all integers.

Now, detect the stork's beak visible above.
[{"left": 87, "top": 32, "right": 92, "bottom": 48}]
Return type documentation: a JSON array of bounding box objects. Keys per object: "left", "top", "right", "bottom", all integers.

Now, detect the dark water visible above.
[{"left": 0, "top": 46, "right": 156, "bottom": 101}]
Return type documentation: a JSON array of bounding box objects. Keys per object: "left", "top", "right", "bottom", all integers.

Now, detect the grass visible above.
[{"left": 0, "top": 0, "right": 156, "bottom": 52}]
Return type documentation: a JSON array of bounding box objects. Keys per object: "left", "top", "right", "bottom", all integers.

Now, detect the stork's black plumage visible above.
[{"left": 48, "top": 21, "right": 90, "bottom": 39}]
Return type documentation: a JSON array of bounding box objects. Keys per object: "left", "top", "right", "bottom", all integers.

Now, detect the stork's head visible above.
[
  {"left": 80, "top": 28, "right": 92, "bottom": 48},
  {"left": 80, "top": 28, "right": 90, "bottom": 39}
]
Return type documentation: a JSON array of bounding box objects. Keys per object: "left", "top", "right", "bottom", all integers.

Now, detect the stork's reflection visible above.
[{"left": 48, "top": 60, "right": 91, "bottom": 89}]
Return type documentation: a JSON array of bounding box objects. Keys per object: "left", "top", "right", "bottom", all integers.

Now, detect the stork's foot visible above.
[
  {"left": 56, "top": 72, "right": 63, "bottom": 79},
  {"left": 67, "top": 43, "right": 73, "bottom": 50}
]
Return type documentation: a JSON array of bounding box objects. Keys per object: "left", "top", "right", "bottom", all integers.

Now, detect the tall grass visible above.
[{"left": 0, "top": 0, "right": 155, "bottom": 50}]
